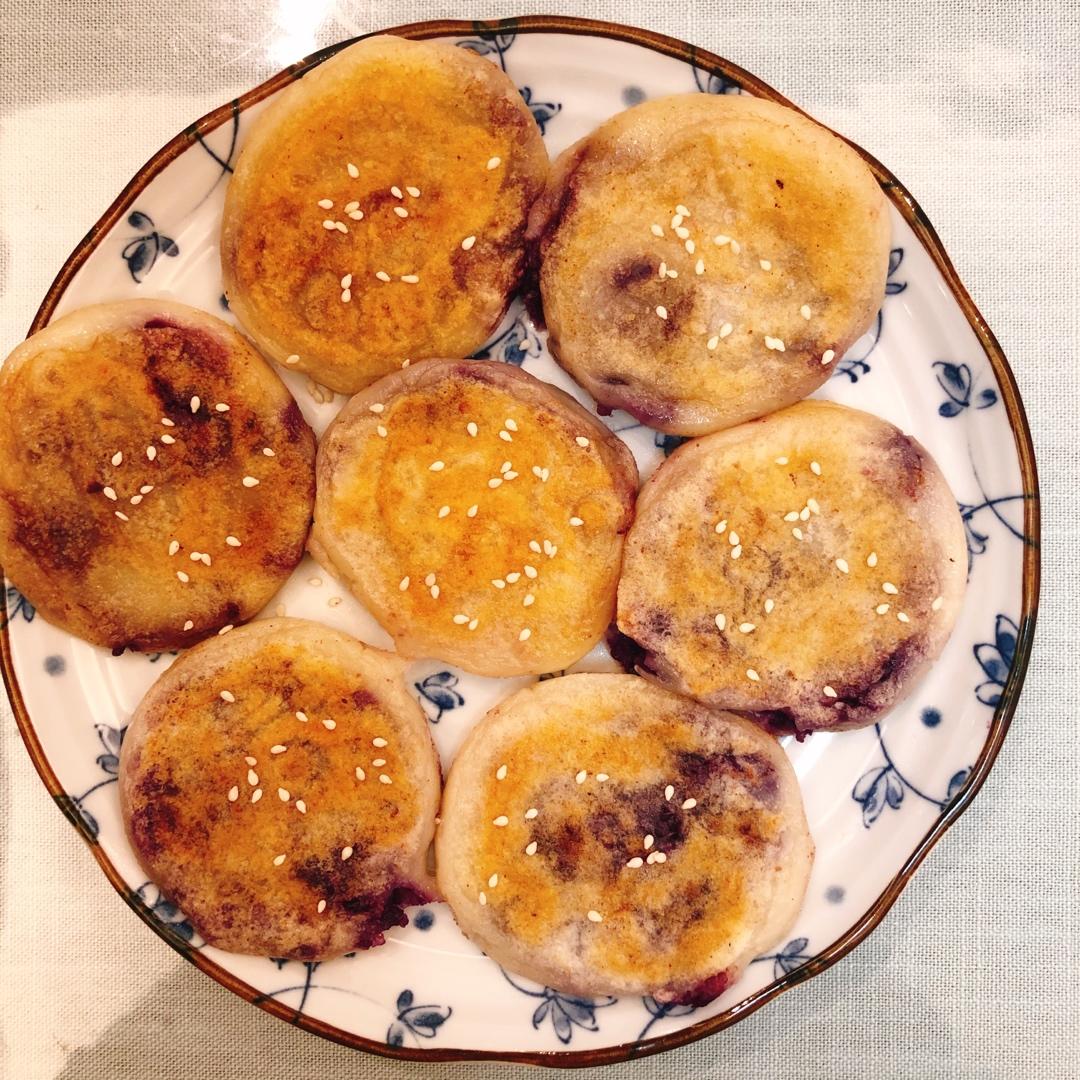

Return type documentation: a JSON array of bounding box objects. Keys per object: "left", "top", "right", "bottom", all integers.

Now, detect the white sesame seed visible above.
[
  {"left": 867, "top": 551, "right": 879, "bottom": 567},
  {"left": 183, "top": 620, "right": 194, "bottom": 631},
  {"left": 294, "top": 710, "right": 308, "bottom": 724},
  {"left": 524, "top": 565, "right": 538, "bottom": 579},
  {"left": 729, "top": 530, "right": 740, "bottom": 546},
  {"left": 486, "top": 156, "right": 501, "bottom": 170},
  {"left": 400, "top": 274, "right": 420, "bottom": 284},
  {"left": 406, "top": 185, "right": 421, "bottom": 198},
  {"left": 720, "top": 322, "right": 733, "bottom": 339},
  {"left": 715, "top": 613, "right": 727, "bottom": 631},
  {"left": 822, "top": 349, "right": 836, "bottom": 365},
  {"left": 807, "top": 498, "right": 820, "bottom": 515},
  {"left": 486, "top": 873, "right": 499, "bottom": 889},
  {"left": 453, "top": 613, "right": 469, "bottom": 625},
  {"left": 493, "top": 815, "right": 509, "bottom": 827},
  {"left": 373, "top": 737, "right": 388, "bottom": 748},
  {"left": 390, "top": 185, "right": 403, "bottom": 199},
  {"left": 465, "top": 421, "right": 479, "bottom": 439},
  {"left": 525, "top": 841, "right": 538, "bottom": 856},
  {"left": 800, "top": 506, "right": 811, "bottom": 522},
  {"left": 375, "top": 270, "right": 391, "bottom": 283},
  {"left": 587, "top": 910, "right": 603, "bottom": 923},
  {"left": 461, "top": 235, "right": 477, "bottom": 250},
  {"left": 189, "top": 395, "right": 200, "bottom": 413},
  {"left": 824, "top": 686, "right": 838, "bottom": 698},
  {"left": 651, "top": 224, "right": 664, "bottom": 237},
  {"left": 776, "top": 456, "right": 789, "bottom": 465},
  {"left": 247, "top": 768, "right": 258, "bottom": 786},
  {"left": 657, "top": 260, "right": 667, "bottom": 280},
  {"left": 876, "top": 603, "right": 891, "bottom": 615},
  {"left": 347, "top": 162, "right": 359, "bottom": 178},
  {"left": 273, "top": 853, "right": 286, "bottom": 866},
  {"left": 317, "top": 899, "right": 327, "bottom": 913},
  {"left": 322, "top": 219, "right": 336, "bottom": 230},
  {"left": 468, "top": 618, "right": 479, "bottom": 631},
  {"left": 344, "top": 201, "right": 360, "bottom": 212},
  {"left": 506, "top": 572, "right": 521, "bottom": 583},
  {"left": 323, "top": 718, "right": 336, "bottom": 730},
  {"left": 765, "top": 336, "right": 786, "bottom": 352},
  {"left": 348, "top": 210, "right": 363, "bottom": 220},
  {"left": 377, "top": 425, "right": 387, "bottom": 438},
  {"left": 189, "top": 551, "right": 202, "bottom": 562},
  {"left": 664, "top": 784, "right": 675, "bottom": 801},
  {"left": 569, "top": 516, "right": 584, "bottom": 527},
  {"left": 731, "top": 545, "right": 742, "bottom": 558},
  {"left": 341, "top": 846, "right": 354, "bottom": 861},
  {"left": 278, "top": 788, "right": 290, "bottom": 802},
  {"left": 656, "top": 305, "right": 668, "bottom": 320},
  {"left": 525, "top": 808, "right": 538, "bottom": 820},
  {"left": 682, "top": 798, "right": 697, "bottom": 810},
  {"left": 675, "top": 226, "right": 690, "bottom": 240},
  {"left": 335, "top": 221, "right": 348, "bottom": 233},
  {"left": 576, "top": 770, "right": 587, "bottom": 784},
  {"left": 102, "top": 486, "right": 117, "bottom": 501},
  {"left": 214, "top": 402, "right": 230, "bottom": 414},
  {"left": 438, "top": 506, "right": 451, "bottom": 519},
  {"left": 424, "top": 573, "right": 436, "bottom": 587},
  {"left": 379, "top": 774, "right": 392, "bottom": 785},
  {"left": 626, "top": 856, "right": 644, "bottom": 868},
  {"left": 242, "top": 476, "right": 259, "bottom": 488},
  {"left": 897, "top": 611, "right": 911, "bottom": 623},
  {"left": 932, "top": 595, "right": 944, "bottom": 611},
  {"left": 244, "top": 756, "right": 257, "bottom": 767},
  {"left": 373, "top": 758, "right": 387, "bottom": 768},
  {"left": 765, "top": 599, "right": 775, "bottom": 615},
  {"left": 226, "top": 535, "right": 241, "bottom": 547},
  {"left": 523, "top": 594, "right": 535, "bottom": 607},
  {"left": 706, "top": 335, "right": 719, "bottom": 350},
  {"left": 800, "top": 304, "right": 812, "bottom": 320},
  {"left": 161, "top": 417, "right": 175, "bottom": 427},
  {"left": 784, "top": 511, "right": 800, "bottom": 522},
  {"left": 528, "top": 540, "right": 541, "bottom": 554},
  {"left": 500, "top": 461, "right": 512, "bottom": 475},
  {"left": 499, "top": 430, "right": 512, "bottom": 442},
  {"left": 217, "top": 624, "right": 233, "bottom": 638},
  {"left": 747, "top": 668, "right": 761, "bottom": 682},
  {"left": 714, "top": 519, "right": 727, "bottom": 535},
  {"left": 160, "top": 434, "right": 175, "bottom": 444},
  {"left": 355, "top": 767, "right": 366, "bottom": 781},
  {"left": 227, "top": 786, "right": 238, "bottom": 802},
  {"left": 519, "top": 628, "right": 532, "bottom": 642},
  {"left": 836, "top": 558, "right": 850, "bottom": 574},
  {"left": 760, "top": 259, "right": 772, "bottom": 271},
  {"left": 574, "top": 437, "right": 591, "bottom": 451},
  {"left": 176, "top": 570, "right": 189, "bottom": 583},
  {"left": 270, "top": 744, "right": 287, "bottom": 755},
  {"left": 676, "top": 204, "right": 691, "bottom": 217},
  {"left": 792, "top": 528, "right": 804, "bottom": 541},
  {"left": 671, "top": 214, "right": 683, "bottom": 228},
  {"left": 883, "top": 582, "right": 899, "bottom": 595},
  {"left": 713, "top": 234, "right": 731, "bottom": 246},
  {"left": 685, "top": 239, "right": 696, "bottom": 254},
  {"left": 810, "top": 461, "right": 822, "bottom": 476},
  {"left": 114, "top": 510, "right": 129, "bottom": 521},
  {"left": 296, "top": 800, "right": 307, "bottom": 814},
  {"left": 644, "top": 834, "right": 655, "bottom": 850},
  {"left": 429, "top": 460, "right": 445, "bottom": 472},
  {"left": 730, "top": 240, "right": 742, "bottom": 254},
  {"left": 654, "top": 852, "right": 668, "bottom": 864},
  {"left": 739, "top": 622, "right": 756, "bottom": 634},
  {"left": 220, "top": 690, "right": 235, "bottom": 703},
  {"left": 491, "top": 579, "right": 506, "bottom": 590},
  {"left": 495, "top": 764, "right": 508, "bottom": 781},
  {"left": 488, "top": 477, "right": 502, "bottom": 488}
]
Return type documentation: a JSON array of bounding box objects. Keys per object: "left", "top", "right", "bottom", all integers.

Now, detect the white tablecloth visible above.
[{"left": 0, "top": 1, "right": 1075, "bottom": 1077}]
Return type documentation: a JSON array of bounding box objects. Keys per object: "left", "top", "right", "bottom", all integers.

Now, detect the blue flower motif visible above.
[
  {"left": 471, "top": 314, "right": 543, "bottom": 367},
  {"left": 974, "top": 614, "right": 1017, "bottom": 707},
  {"left": 502, "top": 969, "right": 616, "bottom": 1044},
  {"left": 121, "top": 211, "right": 178, "bottom": 284},
  {"left": 414, "top": 671, "right": 465, "bottom": 723},
  {"left": 833, "top": 248, "right": 907, "bottom": 383},
  {"left": 654, "top": 432, "right": 689, "bottom": 457},
  {"left": 94, "top": 722, "right": 125, "bottom": 777},
  {"left": 853, "top": 722, "right": 972, "bottom": 827},
  {"left": 638, "top": 996, "right": 698, "bottom": 1040},
  {"left": 57, "top": 722, "right": 129, "bottom": 840},
  {"left": 145, "top": 650, "right": 179, "bottom": 664},
  {"left": 44, "top": 654, "right": 66, "bottom": 675},
  {"left": 457, "top": 28, "right": 516, "bottom": 71},
  {"left": 933, "top": 360, "right": 998, "bottom": 417},
  {"left": 2, "top": 585, "right": 35, "bottom": 629},
  {"left": 386, "top": 989, "right": 452, "bottom": 1047},
  {"left": 752, "top": 937, "right": 813, "bottom": 982},
  {"left": 134, "top": 882, "right": 203, "bottom": 947},
  {"left": 693, "top": 66, "right": 742, "bottom": 95},
  {"left": 519, "top": 86, "right": 561, "bottom": 135}
]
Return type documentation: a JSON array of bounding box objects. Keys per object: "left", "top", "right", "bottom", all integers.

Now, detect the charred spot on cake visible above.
[
  {"left": 280, "top": 399, "right": 307, "bottom": 443},
  {"left": 610, "top": 257, "right": 655, "bottom": 290},
  {"left": 674, "top": 748, "right": 780, "bottom": 806},
  {"left": 7, "top": 494, "right": 101, "bottom": 572},
  {"left": 350, "top": 688, "right": 378, "bottom": 710},
  {"left": 534, "top": 819, "right": 584, "bottom": 881},
  {"left": 605, "top": 625, "right": 647, "bottom": 673},
  {"left": 748, "top": 708, "right": 808, "bottom": 741},
  {"left": 839, "top": 637, "right": 921, "bottom": 710},
  {"left": 129, "top": 798, "right": 179, "bottom": 859},
  {"left": 665, "top": 966, "right": 735, "bottom": 1007},
  {"left": 614, "top": 389, "right": 678, "bottom": 431},
  {"left": 878, "top": 430, "right": 925, "bottom": 500},
  {"left": 142, "top": 317, "right": 180, "bottom": 330}
]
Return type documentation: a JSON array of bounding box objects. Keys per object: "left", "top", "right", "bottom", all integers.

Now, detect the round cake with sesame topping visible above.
[
  {"left": 311, "top": 358, "right": 638, "bottom": 677},
  {"left": 119, "top": 618, "right": 440, "bottom": 959},
  {"left": 0, "top": 299, "right": 315, "bottom": 652},
  {"left": 220, "top": 35, "right": 549, "bottom": 394},
  {"left": 436, "top": 673, "right": 813, "bottom": 1002},
  {"left": 527, "top": 93, "right": 891, "bottom": 435},
  {"left": 617, "top": 401, "right": 967, "bottom": 734}
]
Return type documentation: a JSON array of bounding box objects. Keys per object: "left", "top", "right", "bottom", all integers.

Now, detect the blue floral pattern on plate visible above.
[
  {"left": 502, "top": 970, "right": 617, "bottom": 1045},
  {"left": 121, "top": 211, "right": 178, "bottom": 283}
]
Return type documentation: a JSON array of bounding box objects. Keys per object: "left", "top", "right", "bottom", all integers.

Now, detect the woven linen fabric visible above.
[{"left": 0, "top": 1, "right": 1075, "bottom": 1077}]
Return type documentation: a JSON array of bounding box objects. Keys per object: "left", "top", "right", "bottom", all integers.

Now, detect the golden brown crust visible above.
[
  {"left": 617, "top": 401, "right": 967, "bottom": 733},
  {"left": 436, "top": 674, "right": 813, "bottom": 1001},
  {"left": 311, "top": 359, "right": 638, "bottom": 676},
  {"left": 0, "top": 300, "right": 315, "bottom": 652},
  {"left": 221, "top": 35, "right": 549, "bottom": 394},
  {"left": 528, "top": 94, "right": 892, "bottom": 434},
  {"left": 119, "top": 618, "right": 440, "bottom": 959}
]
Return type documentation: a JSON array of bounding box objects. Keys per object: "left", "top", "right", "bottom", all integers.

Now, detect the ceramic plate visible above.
[{"left": 1, "top": 16, "right": 1039, "bottom": 1067}]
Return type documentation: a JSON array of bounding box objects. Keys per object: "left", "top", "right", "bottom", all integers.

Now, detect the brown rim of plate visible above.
[{"left": 0, "top": 15, "right": 1040, "bottom": 1069}]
